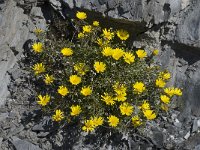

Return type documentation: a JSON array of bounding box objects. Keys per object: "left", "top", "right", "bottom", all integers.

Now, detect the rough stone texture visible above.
[
  {"left": 175, "top": 1, "right": 200, "bottom": 48},
  {"left": 10, "top": 136, "right": 42, "bottom": 150},
  {"left": 180, "top": 133, "right": 200, "bottom": 149},
  {"left": 1, "top": 0, "right": 200, "bottom": 149},
  {"left": 0, "top": 0, "right": 29, "bottom": 106},
  {"left": 61, "top": 0, "right": 200, "bottom": 46},
  {"left": 0, "top": 0, "right": 46, "bottom": 106}
]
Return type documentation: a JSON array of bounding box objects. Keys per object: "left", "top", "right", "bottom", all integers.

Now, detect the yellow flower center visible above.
[
  {"left": 69, "top": 75, "right": 81, "bottom": 85},
  {"left": 76, "top": 11, "right": 87, "bottom": 20}
]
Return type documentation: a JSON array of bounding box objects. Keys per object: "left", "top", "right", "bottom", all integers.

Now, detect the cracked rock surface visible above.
[{"left": 1, "top": 0, "right": 200, "bottom": 149}]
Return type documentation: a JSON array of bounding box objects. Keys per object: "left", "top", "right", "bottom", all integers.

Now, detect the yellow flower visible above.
[
  {"left": 163, "top": 72, "right": 171, "bottom": 80},
  {"left": 34, "top": 28, "right": 43, "bottom": 35},
  {"left": 61, "top": 47, "right": 73, "bottom": 56},
  {"left": 119, "top": 103, "right": 134, "bottom": 116},
  {"left": 82, "top": 120, "right": 95, "bottom": 132},
  {"left": 115, "top": 92, "right": 127, "bottom": 102},
  {"left": 153, "top": 49, "right": 159, "bottom": 55},
  {"left": 143, "top": 109, "right": 156, "bottom": 120},
  {"left": 160, "top": 95, "right": 170, "bottom": 104},
  {"left": 74, "top": 63, "right": 88, "bottom": 76},
  {"left": 112, "top": 48, "right": 124, "bottom": 60},
  {"left": 136, "top": 49, "right": 147, "bottom": 59},
  {"left": 156, "top": 78, "right": 166, "bottom": 88},
  {"left": 159, "top": 72, "right": 171, "bottom": 80},
  {"left": 37, "top": 94, "right": 50, "bottom": 106},
  {"left": 174, "top": 88, "right": 182, "bottom": 96},
  {"left": 32, "top": 63, "right": 45, "bottom": 75},
  {"left": 78, "top": 32, "right": 84, "bottom": 39},
  {"left": 83, "top": 25, "right": 92, "bottom": 33},
  {"left": 57, "top": 85, "right": 69, "bottom": 96},
  {"left": 113, "top": 82, "right": 127, "bottom": 94},
  {"left": 164, "top": 87, "right": 175, "bottom": 97},
  {"left": 101, "top": 93, "right": 115, "bottom": 105},
  {"left": 52, "top": 109, "right": 64, "bottom": 122},
  {"left": 123, "top": 52, "right": 135, "bottom": 64},
  {"left": 107, "top": 115, "right": 119, "bottom": 127},
  {"left": 102, "top": 28, "right": 114, "bottom": 40},
  {"left": 140, "top": 100, "right": 150, "bottom": 110},
  {"left": 70, "top": 105, "right": 82, "bottom": 116},
  {"left": 102, "top": 47, "right": 113, "bottom": 57},
  {"left": 116, "top": 29, "right": 129, "bottom": 40},
  {"left": 81, "top": 86, "right": 92, "bottom": 96},
  {"left": 133, "top": 82, "right": 145, "bottom": 94},
  {"left": 69, "top": 75, "right": 81, "bottom": 85},
  {"left": 97, "top": 38, "right": 103, "bottom": 46},
  {"left": 94, "top": 61, "right": 106, "bottom": 73},
  {"left": 93, "top": 21, "right": 99, "bottom": 26},
  {"left": 44, "top": 74, "right": 54, "bottom": 85},
  {"left": 132, "top": 116, "right": 142, "bottom": 127},
  {"left": 91, "top": 116, "right": 104, "bottom": 127},
  {"left": 76, "top": 11, "right": 87, "bottom": 20},
  {"left": 32, "top": 42, "right": 43, "bottom": 53}
]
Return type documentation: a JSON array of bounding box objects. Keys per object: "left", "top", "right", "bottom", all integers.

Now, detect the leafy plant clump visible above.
[{"left": 30, "top": 11, "right": 182, "bottom": 133}]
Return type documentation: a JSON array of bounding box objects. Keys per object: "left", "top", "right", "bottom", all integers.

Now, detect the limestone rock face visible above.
[
  {"left": 0, "top": 0, "right": 46, "bottom": 106},
  {"left": 62, "top": 0, "right": 200, "bottom": 47},
  {"left": 0, "top": 0, "right": 200, "bottom": 149},
  {"left": 176, "top": 1, "right": 200, "bottom": 48}
]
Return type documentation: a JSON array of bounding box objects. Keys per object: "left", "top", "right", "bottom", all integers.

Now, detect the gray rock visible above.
[
  {"left": 171, "top": 113, "right": 178, "bottom": 121},
  {"left": 7, "top": 125, "right": 24, "bottom": 138},
  {"left": 30, "top": 7, "right": 46, "bottom": 29},
  {"left": 0, "top": 0, "right": 47, "bottom": 107},
  {"left": 181, "top": 61, "right": 200, "bottom": 117},
  {"left": 165, "top": 142, "right": 175, "bottom": 150},
  {"left": 181, "top": 133, "right": 200, "bottom": 149},
  {"left": 0, "top": 0, "right": 33, "bottom": 106},
  {"left": 2, "top": 0, "right": 200, "bottom": 149},
  {"left": 16, "top": 0, "right": 46, "bottom": 12},
  {"left": 147, "top": 128, "right": 164, "bottom": 149},
  {"left": 174, "top": 119, "right": 182, "bottom": 128},
  {"left": 0, "top": 44, "right": 16, "bottom": 106},
  {"left": 152, "top": 129, "right": 164, "bottom": 148},
  {"left": 53, "top": 130, "right": 63, "bottom": 147},
  {"left": 49, "top": 0, "right": 61, "bottom": 10},
  {"left": 32, "top": 117, "right": 51, "bottom": 132},
  {"left": 192, "top": 119, "right": 199, "bottom": 133},
  {"left": 61, "top": 0, "right": 200, "bottom": 36},
  {"left": 194, "top": 144, "right": 200, "bottom": 150},
  {"left": 10, "top": 136, "right": 41, "bottom": 150},
  {"left": 32, "top": 124, "right": 45, "bottom": 132},
  {"left": 184, "top": 131, "right": 190, "bottom": 140},
  {"left": 7, "top": 64, "right": 23, "bottom": 80},
  {"left": 0, "top": 137, "right": 3, "bottom": 148},
  {"left": 176, "top": 1, "right": 200, "bottom": 48},
  {"left": 37, "top": 132, "right": 50, "bottom": 138},
  {"left": 30, "top": 7, "right": 44, "bottom": 18},
  {"left": 0, "top": 113, "right": 8, "bottom": 121},
  {"left": 127, "top": 139, "right": 140, "bottom": 150},
  {"left": 197, "top": 120, "right": 200, "bottom": 127}
]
